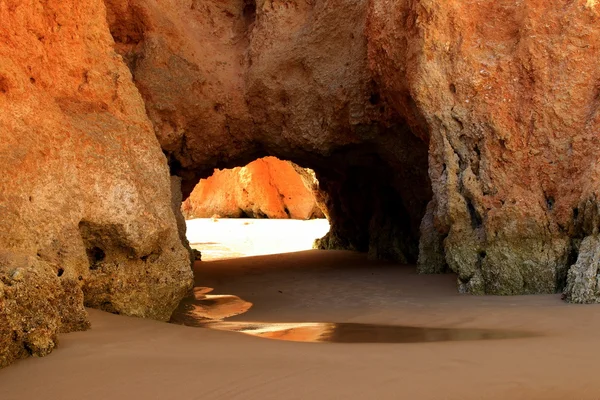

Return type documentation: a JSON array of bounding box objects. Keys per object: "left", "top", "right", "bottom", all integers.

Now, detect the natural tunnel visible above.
[
  {"left": 101, "top": 0, "right": 600, "bottom": 300},
  {"left": 103, "top": 0, "right": 434, "bottom": 266}
]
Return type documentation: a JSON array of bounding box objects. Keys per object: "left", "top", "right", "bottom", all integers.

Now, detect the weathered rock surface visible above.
[
  {"left": 107, "top": 0, "right": 600, "bottom": 298},
  {"left": 564, "top": 236, "right": 600, "bottom": 303},
  {"left": 0, "top": 0, "right": 193, "bottom": 367},
  {"left": 181, "top": 157, "right": 324, "bottom": 220},
  {"left": 368, "top": 0, "right": 600, "bottom": 295},
  {"left": 104, "top": 0, "right": 432, "bottom": 263}
]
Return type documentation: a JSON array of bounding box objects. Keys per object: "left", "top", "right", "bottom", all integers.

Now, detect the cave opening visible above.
[
  {"left": 181, "top": 156, "right": 331, "bottom": 261},
  {"left": 172, "top": 123, "right": 432, "bottom": 266}
]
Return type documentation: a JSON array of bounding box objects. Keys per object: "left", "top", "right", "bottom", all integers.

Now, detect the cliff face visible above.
[
  {"left": 368, "top": 0, "right": 600, "bottom": 296},
  {"left": 181, "top": 157, "right": 324, "bottom": 220},
  {"left": 0, "top": 0, "right": 193, "bottom": 367}
]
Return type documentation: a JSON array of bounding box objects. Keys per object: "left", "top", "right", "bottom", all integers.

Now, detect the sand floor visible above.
[
  {"left": 2, "top": 220, "right": 600, "bottom": 399},
  {"left": 186, "top": 218, "right": 330, "bottom": 260}
]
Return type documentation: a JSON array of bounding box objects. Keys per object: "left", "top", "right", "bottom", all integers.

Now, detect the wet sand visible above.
[{"left": 3, "top": 221, "right": 600, "bottom": 399}]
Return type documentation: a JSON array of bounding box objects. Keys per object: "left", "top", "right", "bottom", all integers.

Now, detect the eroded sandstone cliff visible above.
[
  {"left": 368, "top": 0, "right": 600, "bottom": 296},
  {"left": 105, "top": 0, "right": 600, "bottom": 298},
  {"left": 102, "top": 0, "right": 600, "bottom": 292},
  {"left": 181, "top": 157, "right": 324, "bottom": 220},
  {"left": 0, "top": 0, "right": 193, "bottom": 367}
]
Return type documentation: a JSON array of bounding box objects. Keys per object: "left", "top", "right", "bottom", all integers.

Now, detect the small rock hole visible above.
[
  {"left": 243, "top": 0, "right": 256, "bottom": 27},
  {"left": 449, "top": 83, "right": 457, "bottom": 93},
  {"left": 369, "top": 93, "right": 380, "bottom": 105},
  {"left": 57, "top": 268, "right": 64, "bottom": 277},
  {"left": 546, "top": 196, "right": 555, "bottom": 211},
  {"left": 0, "top": 76, "right": 9, "bottom": 93},
  {"left": 86, "top": 246, "right": 105, "bottom": 270},
  {"left": 466, "top": 199, "right": 483, "bottom": 229}
]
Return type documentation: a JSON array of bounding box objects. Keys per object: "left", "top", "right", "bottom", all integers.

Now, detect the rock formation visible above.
[
  {"left": 3, "top": 0, "right": 600, "bottom": 369},
  {"left": 368, "top": 0, "right": 600, "bottom": 295},
  {"left": 0, "top": 0, "right": 193, "bottom": 367},
  {"left": 104, "top": 0, "right": 432, "bottom": 265},
  {"left": 181, "top": 157, "right": 324, "bottom": 220},
  {"left": 104, "top": 0, "right": 600, "bottom": 297}
]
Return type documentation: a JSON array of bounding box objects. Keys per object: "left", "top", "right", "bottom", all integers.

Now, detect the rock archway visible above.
[
  {"left": 103, "top": 0, "right": 600, "bottom": 300},
  {"left": 104, "top": 0, "right": 432, "bottom": 265}
]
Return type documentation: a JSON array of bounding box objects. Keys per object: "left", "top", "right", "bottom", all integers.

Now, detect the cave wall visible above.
[
  {"left": 104, "top": 0, "right": 432, "bottom": 264},
  {"left": 106, "top": 0, "right": 600, "bottom": 300},
  {"left": 368, "top": 0, "right": 600, "bottom": 296},
  {"left": 0, "top": 0, "right": 193, "bottom": 367}
]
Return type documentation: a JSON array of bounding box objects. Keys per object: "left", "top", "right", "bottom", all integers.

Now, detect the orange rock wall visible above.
[
  {"left": 0, "top": 0, "right": 192, "bottom": 367},
  {"left": 181, "top": 157, "right": 324, "bottom": 220}
]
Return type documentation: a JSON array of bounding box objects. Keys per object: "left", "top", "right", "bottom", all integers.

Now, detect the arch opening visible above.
[
  {"left": 180, "top": 156, "right": 331, "bottom": 260},
  {"left": 170, "top": 120, "right": 433, "bottom": 265}
]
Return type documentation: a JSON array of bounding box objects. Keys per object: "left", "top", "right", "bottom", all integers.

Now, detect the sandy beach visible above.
[
  {"left": 2, "top": 219, "right": 600, "bottom": 399},
  {"left": 186, "top": 218, "right": 330, "bottom": 260}
]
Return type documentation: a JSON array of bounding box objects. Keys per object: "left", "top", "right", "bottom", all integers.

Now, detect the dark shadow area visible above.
[{"left": 310, "top": 125, "right": 432, "bottom": 263}]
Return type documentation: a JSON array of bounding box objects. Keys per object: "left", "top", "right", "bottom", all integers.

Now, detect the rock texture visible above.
[
  {"left": 564, "top": 236, "right": 600, "bottom": 303},
  {"left": 0, "top": 0, "right": 193, "bottom": 367},
  {"left": 104, "top": 0, "right": 432, "bottom": 263},
  {"left": 181, "top": 157, "right": 324, "bottom": 220},
  {"left": 107, "top": 0, "right": 600, "bottom": 298},
  {"left": 4, "top": 0, "right": 600, "bottom": 370},
  {"left": 368, "top": 0, "right": 600, "bottom": 295}
]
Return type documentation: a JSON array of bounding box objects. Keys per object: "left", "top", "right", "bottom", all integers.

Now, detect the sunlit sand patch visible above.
[
  {"left": 186, "top": 218, "right": 331, "bottom": 261},
  {"left": 189, "top": 242, "right": 246, "bottom": 261},
  {"left": 193, "top": 287, "right": 214, "bottom": 297},
  {"left": 204, "top": 321, "right": 335, "bottom": 342}
]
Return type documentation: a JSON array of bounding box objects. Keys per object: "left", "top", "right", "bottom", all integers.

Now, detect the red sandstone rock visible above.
[
  {"left": 181, "top": 157, "right": 324, "bottom": 220},
  {"left": 0, "top": 0, "right": 193, "bottom": 367}
]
